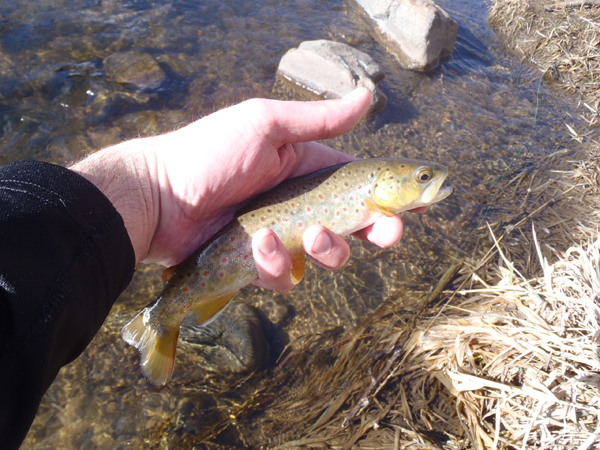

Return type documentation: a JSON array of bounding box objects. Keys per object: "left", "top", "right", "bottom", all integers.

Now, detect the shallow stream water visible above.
[{"left": 0, "top": 0, "right": 589, "bottom": 448}]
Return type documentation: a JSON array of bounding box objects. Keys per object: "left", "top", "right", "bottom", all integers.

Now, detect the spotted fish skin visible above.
[{"left": 121, "top": 158, "right": 452, "bottom": 386}]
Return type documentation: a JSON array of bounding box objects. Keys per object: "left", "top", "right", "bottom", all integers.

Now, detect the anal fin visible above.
[
  {"left": 290, "top": 253, "right": 305, "bottom": 285},
  {"left": 192, "top": 292, "right": 237, "bottom": 326}
]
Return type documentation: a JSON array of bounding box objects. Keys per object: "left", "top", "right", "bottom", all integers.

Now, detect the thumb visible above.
[{"left": 249, "top": 87, "right": 372, "bottom": 146}]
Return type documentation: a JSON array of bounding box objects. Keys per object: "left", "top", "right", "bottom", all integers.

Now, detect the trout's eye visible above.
[{"left": 416, "top": 167, "right": 432, "bottom": 183}]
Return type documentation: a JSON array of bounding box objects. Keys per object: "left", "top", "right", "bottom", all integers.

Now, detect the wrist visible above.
[{"left": 70, "top": 137, "right": 159, "bottom": 265}]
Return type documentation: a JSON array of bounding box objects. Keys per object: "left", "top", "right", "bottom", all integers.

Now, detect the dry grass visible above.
[
  {"left": 489, "top": 0, "right": 600, "bottom": 126},
  {"left": 265, "top": 222, "right": 600, "bottom": 450}
]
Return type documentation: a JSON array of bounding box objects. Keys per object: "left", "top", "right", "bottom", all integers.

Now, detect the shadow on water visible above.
[{"left": 0, "top": 0, "right": 590, "bottom": 447}]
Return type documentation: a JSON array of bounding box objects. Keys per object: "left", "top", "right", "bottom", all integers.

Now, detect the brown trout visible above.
[{"left": 122, "top": 158, "right": 452, "bottom": 386}]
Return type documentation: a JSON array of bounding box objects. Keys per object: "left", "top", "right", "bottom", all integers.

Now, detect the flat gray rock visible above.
[
  {"left": 353, "top": 0, "right": 458, "bottom": 72},
  {"left": 277, "top": 40, "right": 386, "bottom": 115}
]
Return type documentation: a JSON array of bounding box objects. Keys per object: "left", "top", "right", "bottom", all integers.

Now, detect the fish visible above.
[{"left": 121, "top": 158, "right": 452, "bottom": 386}]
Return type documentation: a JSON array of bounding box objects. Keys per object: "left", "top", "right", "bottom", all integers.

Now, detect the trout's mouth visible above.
[
  {"left": 432, "top": 185, "right": 453, "bottom": 203},
  {"left": 419, "top": 176, "right": 452, "bottom": 206}
]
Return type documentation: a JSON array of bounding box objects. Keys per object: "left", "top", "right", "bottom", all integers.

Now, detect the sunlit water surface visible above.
[{"left": 0, "top": 0, "right": 586, "bottom": 448}]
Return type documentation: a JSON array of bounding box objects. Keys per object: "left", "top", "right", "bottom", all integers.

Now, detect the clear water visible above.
[{"left": 0, "top": 0, "right": 585, "bottom": 448}]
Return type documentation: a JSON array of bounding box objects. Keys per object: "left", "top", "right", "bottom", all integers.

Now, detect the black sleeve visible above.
[{"left": 0, "top": 160, "right": 136, "bottom": 450}]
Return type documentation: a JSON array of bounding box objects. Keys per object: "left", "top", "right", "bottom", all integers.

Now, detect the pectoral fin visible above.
[
  {"left": 290, "top": 253, "right": 306, "bottom": 285},
  {"left": 192, "top": 292, "right": 237, "bottom": 326},
  {"left": 365, "top": 198, "right": 394, "bottom": 217}
]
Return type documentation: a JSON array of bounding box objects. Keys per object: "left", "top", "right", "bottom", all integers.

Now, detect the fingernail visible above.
[
  {"left": 312, "top": 231, "right": 332, "bottom": 255},
  {"left": 342, "top": 87, "right": 367, "bottom": 100},
  {"left": 259, "top": 234, "right": 277, "bottom": 256}
]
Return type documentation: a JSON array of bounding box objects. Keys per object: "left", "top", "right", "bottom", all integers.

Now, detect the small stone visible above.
[
  {"left": 103, "top": 51, "right": 166, "bottom": 89},
  {"left": 277, "top": 40, "right": 386, "bottom": 115},
  {"left": 353, "top": 0, "right": 458, "bottom": 72}
]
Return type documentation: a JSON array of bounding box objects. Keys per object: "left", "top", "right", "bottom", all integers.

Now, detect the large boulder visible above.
[
  {"left": 277, "top": 40, "right": 386, "bottom": 115},
  {"left": 353, "top": 0, "right": 458, "bottom": 72}
]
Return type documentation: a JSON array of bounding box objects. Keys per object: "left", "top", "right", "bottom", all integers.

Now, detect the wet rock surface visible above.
[
  {"left": 277, "top": 39, "right": 387, "bottom": 114},
  {"left": 103, "top": 51, "right": 166, "bottom": 89},
  {"left": 352, "top": 0, "right": 458, "bottom": 71}
]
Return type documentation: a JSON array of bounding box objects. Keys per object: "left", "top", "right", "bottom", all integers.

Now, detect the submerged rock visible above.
[
  {"left": 103, "top": 51, "right": 166, "bottom": 89},
  {"left": 277, "top": 40, "right": 386, "bottom": 115},
  {"left": 181, "top": 301, "right": 269, "bottom": 373},
  {"left": 353, "top": 0, "right": 458, "bottom": 72}
]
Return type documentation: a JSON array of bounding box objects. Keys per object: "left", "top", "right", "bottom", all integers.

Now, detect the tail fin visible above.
[{"left": 121, "top": 311, "right": 179, "bottom": 386}]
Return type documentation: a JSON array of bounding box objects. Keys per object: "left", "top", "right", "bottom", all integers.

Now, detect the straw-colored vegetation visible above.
[{"left": 489, "top": 0, "right": 600, "bottom": 126}]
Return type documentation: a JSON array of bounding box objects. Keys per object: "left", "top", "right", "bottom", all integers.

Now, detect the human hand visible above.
[{"left": 72, "top": 88, "right": 420, "bottom": 292}]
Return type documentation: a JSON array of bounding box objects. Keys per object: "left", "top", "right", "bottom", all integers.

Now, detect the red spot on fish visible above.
[
  {"left": 319, "top": 194, "right": 324, "bottom": 199},
  {"left": 203, "top": 271, "right": 210, "bottom": 276},
  {"left": 220, "top": 272, "right": 224, "bottom": 277},
  {"left": 291, "top": 203, "right": 296, "bottom": 207},
  {"left": 343, "top": 207, "right": 347, "bottom": 211},
  {"left": 333, "top": 194, "right": 338, "bottom": 199},
  {"left": 159, "top": 312, "right": 163, "bottom": 316},
  {"left": 201, "top": 282, "right": 206, "bottom": 287},
  {"left": 337, "top": 212, "right": 340, "bottom": 216},
  {"left": 298, "top": 222, "right": 303, "bottom": 228},
  {"left": 244, "top": 254, "right": 249, "bottom": 260},
  {"left": 183, "top": 287, "right": 189, "bottom": 292},
  {"left": 318, "top": 220, "right": 322, "bottom": 225},
  {"left": 183, "top": 304, "right": 187, "bottom": 308},
  {"left": 222, "top": 257, "right": 227, "bottom": 263},
  {"left": 231, "top": 237, "right": 236, "bottom": 242},
  {"left": 292, "top": 237, "right": 296, "bottom": 241},
  {"left": 306, "top": 206, "right": 311, "bottom": 212},
  {"left": 167, "top": 306, "right": 171, "bottom": 310},
  {"left": 282, "top": 217, "right": 289, "bottom": 222},
  {"left": 324, "top": 208, "right": 328, "bottom": 213},
  {"left": 358, "top": 185, "right": 362, "bottom": 189}
]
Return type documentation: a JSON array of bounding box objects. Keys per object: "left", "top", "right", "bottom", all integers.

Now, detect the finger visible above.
[
  {"left": 252, "top": 87, "right": 372, "bottom": 146},
  {"left": 303, "top": 225, "right": 350, "bottom": 270},
  {"left": 251, "top": 228, "right": 294, "bottom": 292},
  {"left": 352, "top": 215, "right": 403, "bottom": 248}
]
